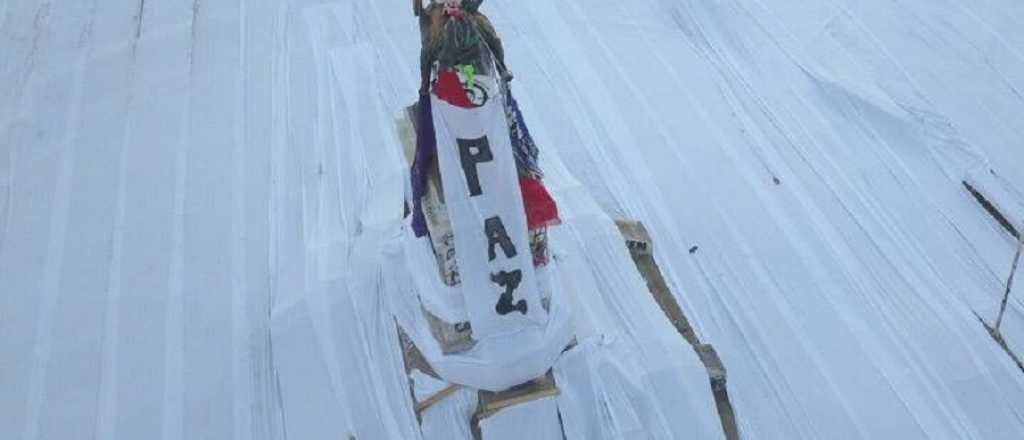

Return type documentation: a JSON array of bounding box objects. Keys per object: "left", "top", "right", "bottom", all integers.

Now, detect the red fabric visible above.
[
  {"left": 520, "top": 177, "right": 560, "bottom": 230},
  {"left": 433, "top": 70, "right": 473, "bottom": 108}
]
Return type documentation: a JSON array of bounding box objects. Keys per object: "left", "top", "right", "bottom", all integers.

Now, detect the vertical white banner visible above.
[{"left": 431, "top": 81, "right": 547, "bottom": 339}]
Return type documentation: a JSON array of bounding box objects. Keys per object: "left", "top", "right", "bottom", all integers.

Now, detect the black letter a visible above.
[{"left": 485, "top": 216, "right": 517, "bottom": 262}]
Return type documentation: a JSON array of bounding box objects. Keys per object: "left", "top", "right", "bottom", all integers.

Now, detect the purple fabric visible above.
[{"left": 411, "top": 93, "right": 436, "bottom": 238}]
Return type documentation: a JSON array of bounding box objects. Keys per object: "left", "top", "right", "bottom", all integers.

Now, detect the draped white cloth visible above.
[{"left": 430, "top": 75, "right": 547, "bottom": 339}]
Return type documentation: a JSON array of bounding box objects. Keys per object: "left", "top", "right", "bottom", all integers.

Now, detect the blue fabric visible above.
[{"left": 505, "top": 86, "right": 543, "bottom": 179}]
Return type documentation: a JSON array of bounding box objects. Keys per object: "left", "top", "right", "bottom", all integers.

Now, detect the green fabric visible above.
[{"left": 456, "top": 64, "right": 477, "bottom": 88}]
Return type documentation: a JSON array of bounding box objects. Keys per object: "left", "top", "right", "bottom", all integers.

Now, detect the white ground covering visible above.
[{"left": 2, "top": 0, "right": 1024, "bottom": 439}]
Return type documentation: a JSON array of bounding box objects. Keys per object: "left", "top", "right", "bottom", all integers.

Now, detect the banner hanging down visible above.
[{"left": 431, "top": 76, "right": 548, "bottom": 340}]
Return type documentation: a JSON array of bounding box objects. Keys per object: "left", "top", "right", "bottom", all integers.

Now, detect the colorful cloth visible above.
[
  {"left": 434, "top": 69, "right": 474, "bottom": 108},
  {"left": 413, "top": 82, "right": 558, "bottom": 237},
  {"left": 520, "top": 177, "right": 560, "bottom": 230},
  {"left": 503, "top": 85, "right": 543, "bottom": 179}
]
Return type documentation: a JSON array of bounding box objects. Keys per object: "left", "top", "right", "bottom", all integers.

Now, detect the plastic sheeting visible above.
[
  {"left": 411, "top": 370, "right": 478, "bottom": 440},
  {"left": 390, "top": 143, "right": 725, "bottom": 433},
  {"left": 5, "top": 0, "right": 1024, "bottom": 439},
  {"left": 478, "top": 397, "right": 564, "bottom": 440},
  {"left": 555, "top": 338, "right": 717, "bottom": 439}
]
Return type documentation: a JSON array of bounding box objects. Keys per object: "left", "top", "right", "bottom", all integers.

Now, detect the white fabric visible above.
[
  {"left": 431, "top": 75, "right": 547, "bottom": 339},
  {"left": 404, "top": 231, "right": 470, "bottom": 323},
  {"left": 478, "top": 397, "right": 564, "bottom": 440},
  {"left": 391, "top": 228, "right": 574, "bottom": 391},
  {"left": 553, "top": 337, "right": 723, "bottom": 440},
  {"left": 10, "top": 1, "right": 1024, "bottom": 439},
  {"left": 411, "top": 370, "right": 478, "bottom": 440},
  {"left": 388, "top": 74, "right": 574, "bottom": 392}
]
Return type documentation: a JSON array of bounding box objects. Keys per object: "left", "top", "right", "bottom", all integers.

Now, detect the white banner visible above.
[{"left": 431, "top": 77, "right": 547, "bottom": 339}]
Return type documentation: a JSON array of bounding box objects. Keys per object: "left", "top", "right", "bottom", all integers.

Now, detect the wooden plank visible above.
[
  {"left": 476, "top": 371, "right": 559, "bottom": 420},
  {"left": 616, "top": 220, "right": 739, "bottom": 440},
  {"left": 477, "top": 387, "right": 560, "bottom": 420},
  {"left": 415, "top": 384, "right": 464, "bottom": 414}
]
